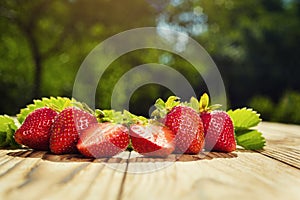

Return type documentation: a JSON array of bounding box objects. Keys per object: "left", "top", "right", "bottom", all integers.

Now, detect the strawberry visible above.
[
  {"left": 165, "top": 106, "right": 205, "bottom": 154},
  {"left": 77, "top": 122, "right": 129, "bottom": 158},
  {"left": 14, "top": 107, "right": 58, "bottom": 150},
  {"left": 200, "top": 110, "right": 236, "bottom": 152},
  {"left": 130, "top": 123, "right": 175, "bottom": 157},
  {"left": 199, "top": 93, "right": 236, "bottom": 152},
  {"left": 49, "top": 107, "right": 97, "bottom": 154}
]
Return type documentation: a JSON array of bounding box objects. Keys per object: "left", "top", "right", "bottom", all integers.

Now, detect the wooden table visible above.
[{"left": 0, "top": 122, "right": 299, "bottom": 200}]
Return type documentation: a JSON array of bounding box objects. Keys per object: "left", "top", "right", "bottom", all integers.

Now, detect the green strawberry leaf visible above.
[
  {"left": 154, "top": 98, "right": 165, "bottom": 111},
  {"left": 96, "top": 109, "right": 125, "bottom": 124},
  {"left": 165, "top": 96, "right": 180, "bottom": 110},
  {"left": 0, "top": 115, "right": 21, "bottom": 148},
  {"left": 151, "top": 96, "right": 180, "bottom": 119},
  {"left": 123, "top": 110, "right": 148, "bottom": 125},
  {"left": 227, "top": 107, "right": 265, "bottom": 150},
  {"left": 227, "top": 108, "right": 261, "bottom": 131},
  {"left": 151, "top": 98, "right": 166, "bottom": 118},
  {"left": 235, "top": 129, "right": 265, "bottom": 150},
  {"left": 199, "top": 93, "right": 209, "bottom": 112},
  {"left": 17, "top": 96, "right": 74, "bottom": 124},
  {"left": 188, "top": 97, "right": 200, "bottom": 112}
]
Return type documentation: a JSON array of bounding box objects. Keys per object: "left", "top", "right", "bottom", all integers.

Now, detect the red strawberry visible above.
[
  {"left": 165, "top": 106, "right": 204, "bottom": 154},
  {"left": 14, "top": 107, "right": 58, "bottom": 150},
  {"left": 49, "top": 107, "right": 97, "bottom": 154},
  {"left": 77, "top": 122, "right": 129, "bottom": 158},
  {"left": 198, "top": 93, "right": 236, "bottom": 152},
  {"left": 200, "top": 110, "right": 236, "bottom": 152},
  {"left": 130, "top": 123, "right": 175, "bottom": 157},
  {"left": 130, "top": 124, "right": 175, "bottom": 157}
]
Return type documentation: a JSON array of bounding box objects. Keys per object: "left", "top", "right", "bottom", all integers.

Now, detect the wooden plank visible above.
[
  {"left": 0, "top": 122, "right": 298, "bottom": 200},
  {"left": 257, "top": 122, "right": 300, "bottom": 169},
  {"left": 258, "top": 146, "right": 300, "bottom": 170},
  {"left": 0, "top": 150, "right": 129, "bottom": 200},
  {"left": 121, "top": 150, "right": 300, "bottom": 200},
  {"left": 258, "top": 122, "right": 300, "bottom": 148},
  {"left": 119, "top": 122, "right": 300, "bottom": 199}
]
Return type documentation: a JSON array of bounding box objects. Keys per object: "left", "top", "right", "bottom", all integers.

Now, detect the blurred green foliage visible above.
[
  {"left": 250, "top": 91, "right": 300, "bottom": 124},
  {"left": 275, "top": 91, "right": 300, "bottom": 124},
  {"left": 1, "top": 0, "right": 300, "bottom": 124},
  {"left": 0, "top": 0, "right": 156, "bottom": 114},
  {"left": 248, "top": 96, "right": 275, "bottom": 121}
]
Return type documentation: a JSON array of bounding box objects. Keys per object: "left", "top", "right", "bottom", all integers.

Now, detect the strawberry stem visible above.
[{"left": 199, "top": 93, "right": 222, "bottom": 113}]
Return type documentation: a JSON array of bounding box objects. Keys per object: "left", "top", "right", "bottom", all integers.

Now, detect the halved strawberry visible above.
[
  {"left": 49, "top": 107, "right": 97, "bottom": 154},
  {"left": 14, "top": 107, "right": 58, "bottom": 150},
  {"left": 130, "top": 123, "right": 175, "bottom": 157},
  {"left": 165, "top": 105, "right": 205, "bottom": 154},
  {"left": 77, "top": 122, "right": 129, "bottom": 158}
]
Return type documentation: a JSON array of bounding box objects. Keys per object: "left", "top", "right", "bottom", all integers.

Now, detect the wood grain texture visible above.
[
  {"left": 120, "top": 150, "right": 300, "bottom": 200},
  {"left": 0, "top": 150, "right": 129, "bottom": 200},
  {"left": 0, "top": 122, "right": 299, "bottom": 200},
  {"left": 257, "top": 122, "right": 300, "bottom": 169},
  {"left": 258, "top": 122, "right": 300, "bottom": 148}
]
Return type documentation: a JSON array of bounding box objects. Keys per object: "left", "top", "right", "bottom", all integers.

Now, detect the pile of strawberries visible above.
[{"left": 14, "top": 94, "right": 236, "bottom": 158}]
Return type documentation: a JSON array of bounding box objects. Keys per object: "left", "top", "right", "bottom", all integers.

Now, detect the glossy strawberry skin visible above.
[
  {"left": 49, "top": 107, "right": 98, "bottom": 154},
  {"left": 130, "top": 123, "right": 175, "bottom": 157},
  {"left": 77, "top": 122, "right": 129, "bottom": 158},
  {"left": 14, "top": 107, "right": 58, "bottom": 150},
  {"left": 165, "top": 106, "right": 205, "bottom": 154},
  {"left": 200, "top": 110, "right": 236, "bottom": 152}
]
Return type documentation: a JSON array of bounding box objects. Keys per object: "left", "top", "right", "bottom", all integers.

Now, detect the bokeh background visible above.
[{"left": 1, "top": 0, "right": 300, "bottom": 124}]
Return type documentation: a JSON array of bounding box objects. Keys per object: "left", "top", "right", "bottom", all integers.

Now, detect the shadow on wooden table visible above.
[{"left": 6, "top": 149, "right": 238, "bottom": 163}]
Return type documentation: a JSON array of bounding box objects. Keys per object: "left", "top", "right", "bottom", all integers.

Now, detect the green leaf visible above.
[
  {"left": 199, "top": 93, "right": 209, "bottom": 112},
  {"left": 151, "top": 98, "right": 166, "bottom": 118},
  {"left": 123, "top": 110, "right": 148, "bottom": 125},
  {"left": 165, "top": 96, "right": 180, "bottom": 110},
  {"left": 17, "top": 96, "right": 74, "bottom": 124},
  {"left": 235, "top": 129, "right": 265, "bottom": 150},
  {"left": 96, "top": 109, "right": 124, "bottom": 124},
  {"left": 154, "top": 98, "right": 165, "bottom": 111},
  {"left": 0, "top": 115, "right": 15, "bottom": 130},
  {"left": 227, "top": 107, "right": 265, "bottom": 150},
  {"left": 189, "top": 97, "right": 200, "bottom": 112},
  {"left": 0, "top": 115, "right": 21, "bottom": 148},
  {"left": 227, "top": 108, "right": 261, "bottom": 131},
  {"left": 151, "top": 96, "right": 181, "bottom": 119}
]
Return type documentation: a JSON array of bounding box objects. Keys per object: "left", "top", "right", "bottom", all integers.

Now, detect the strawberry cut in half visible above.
[
  {"left": 14, "top": 107, "right": 58, "bottom": 151},
  {"left": 49, "top": 107, "right": 98, "bottom": 154},
  {"left": 77, "top": 122, "right": 129, "bottom": 158},
  {"left": 165, "top": 106, "right": 205, "bottom": 154},
  {"left": 130, "top": 123, "right": 175, "bottom": 157},
  {"left": 201, "top": 110, "right": 236, "bottom": 152}
]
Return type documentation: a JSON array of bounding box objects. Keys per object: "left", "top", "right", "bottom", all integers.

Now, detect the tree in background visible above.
[
  {"left": 201, "top": 0, "right": 300, "bottom": 122},
  {"left": 1, "top": 0, "right": 300, "bottom": 123},
  {"left": 205, "top": 0, "right": 300, "bottom": 108},
  {"left": 161, "top": 0, "right": 300, "bottom": 122},
  {"left": 0, "top": 0, "right": 155, "bottom": 114}
]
